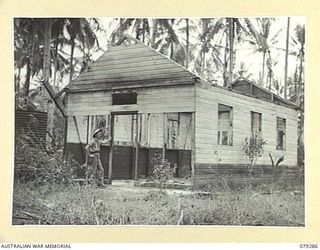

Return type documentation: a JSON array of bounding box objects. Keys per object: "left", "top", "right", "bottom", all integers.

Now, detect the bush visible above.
[
  {"left": 15, "top": 133, "right": 79, "bottom": 185},
  {"left": 243, "top": 133, "right": 267, "bottom": 177},
  {"left": 151, "top": 154, "right": 176, "bottom": 191}
]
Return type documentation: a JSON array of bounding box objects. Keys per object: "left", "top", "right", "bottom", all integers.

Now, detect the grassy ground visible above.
[{"left": 12, "top": 181, "right": 304, "bottom": 226}]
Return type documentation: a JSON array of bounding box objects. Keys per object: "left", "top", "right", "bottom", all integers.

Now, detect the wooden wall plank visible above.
[
  {"left": 80, "top": 60, "right": 178, "bottom": 77},
  {"left": 194, "top": 83, "right": 298, "bottom": 167},
  {"left": 67, "top": 85, "right": 195, "bottom": 116}
]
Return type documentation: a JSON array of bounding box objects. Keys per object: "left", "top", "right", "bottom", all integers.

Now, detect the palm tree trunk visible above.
[
  {"left": 284, "top": 17, "right": 290, "bottom": 99},
  {"left": 24, "top": 58, "right": 31, "bottom": 97},
  {"left": 223, "top": 23, "right": 228, "bottom": 87},
  {"left": 170, "top": 42, "right": 174, "bottom": 59},
  {"left": 149, "top": 19, "right": 158, "bottom": 48},
  {"left": 53, "top": 38, "right": 59, "bottom": 86},
  {"left": 142, "top": 19, "right": 146, "bottom": 43},
  {"left": 294, "top": 65, "right": 298, "bottom": 99},
  {"left": 185, "top": 18, "right": 189, "bottom": 69},
  {"left": 43, "top": 19, "right": 54, "bottom": 145},
  {"left": 228, "top": 18, "right": 234, "bottom": 87},
  {"left": 43, "top": 19, "right": 52, "bottom": 83},
  {"left": 69, "top": 34, "right": 76, "bottom": 83},
  {"left": 261, "top": 51, "right": 266, "bottom": 86},
  {"left": 298, "top": 45, "right": 304, "bottom": 106}
]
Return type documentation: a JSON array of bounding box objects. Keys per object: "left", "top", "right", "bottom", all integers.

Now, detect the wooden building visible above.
[{"left": 64, "top": 36, "right": 300, "bottom": 184}]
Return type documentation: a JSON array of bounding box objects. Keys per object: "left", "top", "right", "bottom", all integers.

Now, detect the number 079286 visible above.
[{"left": 299, "top": 244, "right": 318, "bottom": 248}]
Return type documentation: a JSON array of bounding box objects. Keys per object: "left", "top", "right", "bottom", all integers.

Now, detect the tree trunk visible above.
[
  {"left": 24, "top": 58, "right": 31, "bottom": 97},
  {"left": 284, "top": 17, "right": 290, "bottom": 99},
  {"left": 223, "top": 20, "right": 228, "bottom": 87},
  {"left": 294, "top": 65, "right": 298, "bottom": 98},
  {"left": 69, "top": 33, "right": 76, "bottom": 83},
  {"left": 42, "top": 19, "right": 54, "bottom": 146},
  {"left": 228, "top": 18, "right": 234, "bottom": 88},
  {"left": 261, "top": 51, "right": 266, "bottom": 86},
  {"left": 43, "top": 19, "right": 52, "bottom": 83},
  {"left": 142, "top": 19, "right": 146, "bottom": 43},
  {"left": 149, "top": 19, "right": 158, "bottom": 48},
  {"left": 53, "top": 38, "right": 59, "bottom": 86},
  {"left": 298, "top": 45, "right": 304, "bottom": 106},
  {"left": 185, "top": 18, "right": 189, "bottom": 69}
]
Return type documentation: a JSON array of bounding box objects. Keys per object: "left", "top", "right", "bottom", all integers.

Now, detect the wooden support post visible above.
[
  {"left": 147, "top": 113, "right": 151, "bottom": 147},
  {"left": 73, "top": 116, "right": 86, "bottom": 162},
  {"left": 162, "top": 113, "right": 167, "bottom": 160},
  {"left": 177, "top": 113, "right": 181, "bottom": 177},
  {"left": 86, "top": 115, "right": 90, "bottom": 144},
  {"left": 42, "top": 80, "right": 66, "bottom": 117},
  {"left": 134, "top": 114, "right": 140, "bottom": 181},
  {"left": 108, "top": 114, "right": 114, "bottom": 183},
  {"left": 63, "top": 116, "right": 69, "bottom": 157},
  {"left": 191, "top": 112, "right": 195, "bottom": 186}
]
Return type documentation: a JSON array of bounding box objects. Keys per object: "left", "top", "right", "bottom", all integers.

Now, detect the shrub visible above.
[
  {"left": 243, "top": 133, "right": 267, "bottom": 177},
  {"left": 150, "top": 154, "right": 176, "bottom": 191},
  {"left": 15, "top": 133, "right": 79, "bottom": 185}
]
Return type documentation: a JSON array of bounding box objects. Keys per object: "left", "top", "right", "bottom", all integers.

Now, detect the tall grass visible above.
[{"left": 12, "top": 180, "right": 304, "bottom": 226}]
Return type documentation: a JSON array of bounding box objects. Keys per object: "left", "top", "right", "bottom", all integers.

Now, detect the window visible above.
[
  {"left": 87, "top": 115, "right": 110, "bottom": 142},
  {"left": 167, "top": 113, "right": 179, "bottom": 149},
  {"left": 218, "top": 104, "right": 233, "bottom": 145},
  {"left": 251, "top": 111, "right": 262, "bottom": 137},
  {"left": 276, "top": 117, "right": 286, "bottom": 150},
  {"left": 112, "top": 92, "right": 137, "bottom": 105}
]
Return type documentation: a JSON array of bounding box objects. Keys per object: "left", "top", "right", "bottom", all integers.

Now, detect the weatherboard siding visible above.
[
  {"left": 66, "top": 85, "right": 195, "bottom": 116},
  {"left": 195, "top": 83, "right": 298, "bottom": 167},
  {"left": 66, "top": 85, "right": 195, "bottom": 144}
]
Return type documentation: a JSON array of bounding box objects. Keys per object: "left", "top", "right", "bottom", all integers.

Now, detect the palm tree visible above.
[
  {"left": 65, "top": 18, "right": 100, "bottom": 83},
  {"left": 292, "top": 24, "right": 305, "bottom": 106},
  {"left": 284, "top": 17, "right": 290, "bottom": 99},
  {"left": 224, "top": 17, "right": 247, "bottom": 87},
  {"left": 194, "top": 18, "right": 224, "bottom": 79},
  {"left": 109, "top": 18, "right": 187, "bottom": 66},
  {"left": 14, "top": 18, "right": 100, "bottom": 106},
  {"left": 14, "top": 18, "right": 44, "bottom": 97},
  {"left": 243, "top": 18, "right": 283, "bottom": 87}
]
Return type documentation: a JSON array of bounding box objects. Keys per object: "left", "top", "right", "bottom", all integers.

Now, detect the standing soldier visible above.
[{"left": 85, "top": 127, "right": 111, "bottom": 187}]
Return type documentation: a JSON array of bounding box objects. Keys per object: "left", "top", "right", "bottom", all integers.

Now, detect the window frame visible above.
[
  {"left": 111, "top": 92, "right": 137, "bottom": 105},
  {"left": 251, "top": 111, "right": 262, "bottom": 137},
  {"left": 217, "top": 104, "right": 233, "bottom": 146},
  {"left": 276, "top": 117, "right": 286, "bottom": 151}
]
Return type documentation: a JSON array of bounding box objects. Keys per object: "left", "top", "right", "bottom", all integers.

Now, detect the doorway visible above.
[{"left": 110, "top": 112, "right": 138, "bottom": 179}]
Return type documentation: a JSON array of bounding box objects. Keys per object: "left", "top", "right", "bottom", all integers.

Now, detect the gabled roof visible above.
[
  {"left": 69, "top": 35, "right": 197, "bottom": 91},
  {"left": 67, "top": 35, "right": 300, "bottom": 110},
  {"left": 230, "top": 77, "right": 300, "bottom": 110}
]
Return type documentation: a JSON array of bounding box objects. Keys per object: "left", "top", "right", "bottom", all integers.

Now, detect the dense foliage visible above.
[
  {"left": 15, "top": 133, "right": 79, "bottom": 185},
  {"left": 150, "top": 154, "right": 176, "bottom": 191}
]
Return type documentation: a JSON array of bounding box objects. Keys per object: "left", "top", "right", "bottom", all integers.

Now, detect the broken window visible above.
[
  {"left": 218, "top": 104, "right": 233, "bottom": 146},
  {"left": 167, "top": 113, "right": 179, "bottom": 149},
  {"left": 251, "top": 111, "right": 262, "bottom": 137},
  {"left": 139, "top": 113, "right": 150, "bottom": 147},
  {"left": 112, "top": 92, "right": 137, "bottom": 105},
  {"left": 87, "top": 115, "right": 110, "bottom": 142},
  {"left": 277, "top": 117, "right": 286, "bottom": 150}
]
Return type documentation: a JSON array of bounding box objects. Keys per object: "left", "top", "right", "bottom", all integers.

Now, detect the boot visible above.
[{"left": 97, "top": 179, "right": 105, "bottom": 188}]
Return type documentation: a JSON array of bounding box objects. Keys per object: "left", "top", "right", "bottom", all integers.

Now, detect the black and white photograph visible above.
[{"left": 13, "top": 17, "right": 305, "bottom": 226}]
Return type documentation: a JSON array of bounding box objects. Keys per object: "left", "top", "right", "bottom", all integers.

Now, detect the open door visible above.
[{"left": 110, "top": 112, "right": 138, "bottom": 179}]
